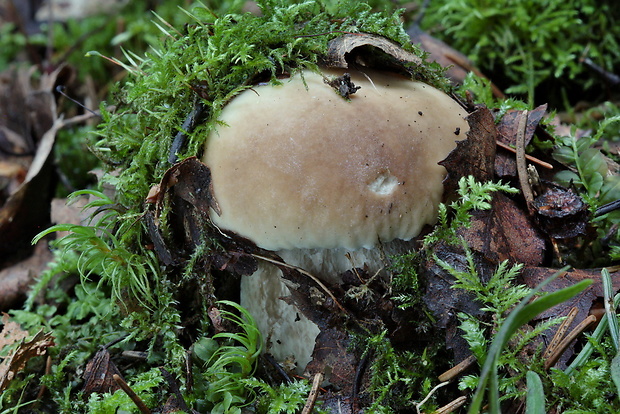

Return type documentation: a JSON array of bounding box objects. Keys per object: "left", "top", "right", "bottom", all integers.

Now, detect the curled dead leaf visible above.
[
  {"left": 0, "top": 314, "right": 54, "bottom": 392},
  {"left": 82, "top": 347, "right": 124, "bottom": 396},
  {"left": 324, "top": 33, "right": 423, "bottom": 75}
]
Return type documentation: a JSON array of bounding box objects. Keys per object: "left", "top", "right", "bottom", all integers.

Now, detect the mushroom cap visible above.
[{"left": 203, "top": 68, "right": 468, "bottom": 251}]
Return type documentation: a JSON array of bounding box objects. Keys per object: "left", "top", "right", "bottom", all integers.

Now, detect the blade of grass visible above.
[
  {"left": 603, "top": 268, "right": 620, "bottom": 352},
  {"left": 602, "top": 268, "right": 620, "bottom": 395},
  {"left": 525, "top": 371, "right": 545, "bottom": 414}
]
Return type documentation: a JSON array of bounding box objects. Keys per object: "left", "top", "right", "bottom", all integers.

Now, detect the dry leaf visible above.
[
  {"left": 324, "top": 33, "right": 423, "bottom": 75},
  {"left": 0, "top": 313, "right": 29, "bottom": 350},
  {"left": 82, "top": 347, "right": 124, "bottom": 396},
  {"left": 0, "top": 65, "right": 65, "bottom": 259},
  {"left": 520, "top": 267, "right": 619, "bottom": 367},
  {"left": 440, "top": 106, "right": 497, "bottom": 196},
  {"left": 0, "top": 316, "right": 54, "bottom": 391},
  {"left": 422, "top": 243, "right": 491, "bottom": 362},
  {"left": 157, "top": 157, "right": 219, "bottom": 217},
  {"left": 460, "top": 192, "right": 546, "bottom": 266}
]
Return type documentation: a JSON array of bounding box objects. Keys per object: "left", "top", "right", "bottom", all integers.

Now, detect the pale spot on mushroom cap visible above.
[
  {"left": 203, "top": 68, "right": 469, "bottom": 251},
  {"left": 368, "top": 170, "right": 399, "bottom": 196}
]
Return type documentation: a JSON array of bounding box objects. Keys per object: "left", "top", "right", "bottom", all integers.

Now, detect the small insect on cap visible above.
[{"left": 203, "top": 68, "right": 469, "bottom": 251}]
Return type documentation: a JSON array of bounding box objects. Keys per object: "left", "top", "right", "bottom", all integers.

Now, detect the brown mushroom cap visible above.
[{"left": 203, "top": 68, "right": 468, "bottom": 251}]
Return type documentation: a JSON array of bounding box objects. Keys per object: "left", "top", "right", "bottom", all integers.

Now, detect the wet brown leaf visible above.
[
  {"left": 521, "top": 267, "right": 619, "bottom": 322},
  {"left": 306, "top": 327, "right": 357, "bottom": 394},
  {"left": 157, "top": 157, "right": 220, "bottom": 217},
  {"left": 421, "top": 243, "right": 491, "bottom": 362},
  {"left": 460, "top": 192, "right": 546, "bottom": 266},
  {"left": 520, "top": 267, "right": 619, "bottom": 367}
]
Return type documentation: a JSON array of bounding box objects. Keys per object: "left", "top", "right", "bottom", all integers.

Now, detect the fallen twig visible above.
[
  {"left": 515, "top": 110, "right": 535, "bottom": 213},
  {"left": 438, "top": 354, "right": 476, "bottom": 382},
  {"left": 544, "top": 315, "right": 597, "bottom": 370},
  {"left": 113, "top": 374, "right": 151, "bottom": 414},
  {"left": 495, "top": 140, "right": 553, "bottom": 170},
  {"left": 301, "top": 372, "right": 324, "bottom": 414}
]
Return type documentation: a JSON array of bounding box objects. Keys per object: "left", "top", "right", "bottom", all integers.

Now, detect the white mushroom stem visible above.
[{"left": 243, "top": 240, "right": 414, "bottom": 373}]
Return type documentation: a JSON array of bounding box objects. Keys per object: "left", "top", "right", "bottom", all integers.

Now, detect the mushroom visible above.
[{"left": 202, "top": 67, "right": 469, "bottom": 372}]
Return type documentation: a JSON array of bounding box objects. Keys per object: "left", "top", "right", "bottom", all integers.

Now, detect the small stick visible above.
[
  {"left": 544, "top": 315, "right": 597, "bottom": 370},
  {"left": 542, "top": 307, "right": 578, "bottom": 361},
  {"left": 113, "top": 374, "right": 151, "bottom": 414},
  {"left": 438, "top": 354, "right": 476, "bottom": 382},
  {"left": 301, "top": 372, "right": 324, "bottom": 414},
  {"left": 495, "top": 140, "right": 553, "bottom": 170},
  {"left": 35, "top": 354, "right": 53, "bottom": 400},
  {"left": 515, "top": 110, "right": 535, "bottom": 213},
  {"left": 432, "top": 396, "right": 468, "bottom": 414}
]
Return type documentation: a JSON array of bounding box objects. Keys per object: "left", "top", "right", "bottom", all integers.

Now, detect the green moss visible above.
[{"left": 422, "top": 0, "right": 620, "bottom": 108}]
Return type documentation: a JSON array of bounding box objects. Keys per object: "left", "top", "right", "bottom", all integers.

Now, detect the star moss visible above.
[{"left": 93, "top": 0, "right": 446, "bottom": 230}]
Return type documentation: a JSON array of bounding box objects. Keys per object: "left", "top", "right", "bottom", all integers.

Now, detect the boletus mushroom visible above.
[{"left": 202, "top": 67, "right": 469, "bottom": 372}]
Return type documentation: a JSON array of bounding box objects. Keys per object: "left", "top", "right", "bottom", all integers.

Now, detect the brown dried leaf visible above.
[
  {"left": 495, "top": 105, "right": 547, "bottom": 178},
  {"left": 0, "top": 313, "right": 29, "bottom": 350},
  {"left": 305, "top": 327, "right": 356, "bottom": 393},
  {"left": 440, "top": 106, "right": 497, "bottom": 196},
  {"left": 324, "top": 33, "right": 423, "bottom": 75},
  {"left": 82, "top": 347, "right": 123, "bottom": 396},
  {"left": 0, "top": 65, "right": 66, "bottom": 259},
  {"left": 0, "top": 317, "right": 54, "bottom": 392},
  {"left": 459, "top": 192, "right": 546, "bottom": 266},
  {"left": 157, "top": 157, "right": 220, "bottom": 216},
  {"left": 521, "top": 267, "right": 618, "bottom": 322}
]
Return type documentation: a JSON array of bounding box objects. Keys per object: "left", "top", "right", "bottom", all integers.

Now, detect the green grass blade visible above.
[
  {"left": 603, "top": 268, "right": 620, "bottom": 352},
  {"left": 525, "top": 371, "right": 545, "bottom": 414},
  {"left": 611, "top": 353, "right": 620, "bottom": 396}
]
